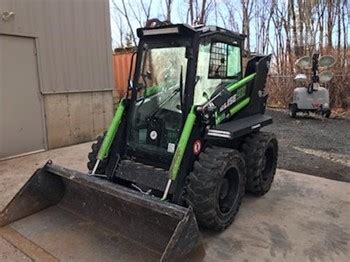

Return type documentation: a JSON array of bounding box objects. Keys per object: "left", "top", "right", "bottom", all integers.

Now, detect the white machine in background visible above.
[{"left": 289, "top": 54, "right": 336, "bottom": 118}]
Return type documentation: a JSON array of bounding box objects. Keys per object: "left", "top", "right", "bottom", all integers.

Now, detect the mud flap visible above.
[{"left": 0, "top": 162, "right": 203, "bottom": 261}]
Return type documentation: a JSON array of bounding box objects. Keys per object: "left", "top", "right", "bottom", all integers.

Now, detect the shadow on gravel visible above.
[{"left": 263, "top": 109, "right": 350, "bottom": 183}]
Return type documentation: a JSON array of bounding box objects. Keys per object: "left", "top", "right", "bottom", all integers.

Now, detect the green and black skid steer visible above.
[{"left": 0, "top": 24, "right": 278, "bottom": 261}]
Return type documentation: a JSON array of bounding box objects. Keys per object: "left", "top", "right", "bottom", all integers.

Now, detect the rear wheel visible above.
[
  {"left": 324, "top": 110, "right": 331, "bottom": 118},
  {"left": 185, "top": 147, "right": 246, "bottom": 231},
  {"left": 289, "top": 104, "right": 297, "bottom": 118},
  {"left": 87, "top": 132, "right": 107, "bottom": 173},
  {"left": 242, "top": 132, "right": 278, "bottom": 196}
]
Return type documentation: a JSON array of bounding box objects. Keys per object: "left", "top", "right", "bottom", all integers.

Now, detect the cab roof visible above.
[{"left": 136, "top": 23, "right": 245, "bottom": 41}]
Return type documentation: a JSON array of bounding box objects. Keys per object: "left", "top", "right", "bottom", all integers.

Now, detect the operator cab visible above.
[{"left": 127, "top": 24, "right": 244, "bottom": 168}]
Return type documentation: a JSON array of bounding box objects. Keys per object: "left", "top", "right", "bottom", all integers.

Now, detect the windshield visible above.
[
  {"left": 137, "top": 47, "right": 187, "bottom": 110},
  {"left": 129, "top": 46, "right": 188, "bottom": 162}
]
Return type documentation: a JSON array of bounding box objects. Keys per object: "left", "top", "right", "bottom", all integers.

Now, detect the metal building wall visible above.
[{"left": 0, "top": 0, "right": 114, "bottom": 149}]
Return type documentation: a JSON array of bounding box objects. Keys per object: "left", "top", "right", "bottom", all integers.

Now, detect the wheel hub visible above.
[{"left": 218, "top": 168, "right": 240, "bottom": 215}]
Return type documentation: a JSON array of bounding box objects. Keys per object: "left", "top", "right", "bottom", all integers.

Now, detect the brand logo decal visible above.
[{"left": 219, "top": 95, "right": 237, "bottom": 112}]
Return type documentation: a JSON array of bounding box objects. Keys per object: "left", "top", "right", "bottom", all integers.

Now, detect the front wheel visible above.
[
  {"left": 324, "top": 110, "right": 331, "bottom": 118},
  {"left": 87, "top": 132, "right": 107, "bottom": 174},
  {"left": 185, "top": 147, "right": 246, "bottom": 231},
  {"left": 289, "top": 104, "right": 298, "bottom": 118}
]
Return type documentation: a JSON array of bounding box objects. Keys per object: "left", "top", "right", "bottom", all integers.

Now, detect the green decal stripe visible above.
[
  {"left": 169, "top": 107, "right": 197, "bottom": 180},
  {"left": 227, "top": 73, "right": 256, "bottom": 92},
  {"left": 214, "top": 74, "right": 255, "bottom": 125},
  {"left": 229, "top": 97, "right": 250, "bottom": 115},
  {"left": 216, "top": 97, "right": 250, "bottom": 125},
  {"left": 97, "top": 100, "right": 126, "bottom": 160}
]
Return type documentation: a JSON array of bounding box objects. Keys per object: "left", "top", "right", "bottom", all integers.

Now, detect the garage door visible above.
[{"left": 0, "top": 35, "right": 46, "bottom": 159}]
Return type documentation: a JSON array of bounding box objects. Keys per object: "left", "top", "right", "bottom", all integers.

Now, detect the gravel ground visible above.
[
  {"left": 1, "top": 145, "right": 350, "bottom": 261},
  {"left": 263, "top": 109, "right": 350, "bottom": 182}
]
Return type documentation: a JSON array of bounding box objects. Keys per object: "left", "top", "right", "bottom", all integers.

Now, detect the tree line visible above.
[{"left": 111, "top": 0, "right": 349, "bottom": 109}]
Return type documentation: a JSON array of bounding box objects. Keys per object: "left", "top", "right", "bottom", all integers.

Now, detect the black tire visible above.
[
  {"left": 87, "top": 132, "right": 107, "bottom": 173},
  {"left": 242, "top": 131, "right": 278, "bottom": 196},
  {"left": 289, "top": 104, "right": 297, "bottom": 118},
  {"left": 324, "top": 110, "right": 331, "bottom": 118},
  {"left": 185, "top": 147, "right": 246, "bottom": 231}
]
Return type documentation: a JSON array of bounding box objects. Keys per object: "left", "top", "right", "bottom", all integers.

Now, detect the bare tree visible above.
[
  {"left": 114, "top": 14, "right": 126, "bottom": 48},
  {"left": 111, "top": 0, "right": 153, "bottom": 47},
  {"left": 141, "top": 0, "right": 153, "bottom": 22},
  {"left": 128, "top": 0, "right": 153, "bottom": 27},
  {"left": 289, "top": 0, "right": 299, "bottom": 54},
  {"left": 187, "top": 0, "right": 214, "bottom": 25},
  {"left": 188, "top": 0, "right": 194, "bottom": 24},
  {"left": 199, "top": 0, "right": 207, "bottom": 24},
  {"left": 108, "top": 0, "right": 349, "bottom": 109},
  {"left": 336, "top": 0, "right": 341, "bottom": 58},
  {"left": 112, "top": 0, "right": 137, "bottom": 46},
  {"left": 315, "top": 1, "right": 327, "bottom": 52},
  {"left": 253, "top": 0, "right": 274, "bottom": 54},
  {"left": 128, "top": 2, "right": 143, "bottom": 28},
  {"left": 241, "top": 0, "right": 254, "bottom": 52},
  {"left": 297, "top": 0, "right": 303, "bottom": 49},
  {"left": 165, "top": 0, "right": 173, "bottom": 21},
  {"left": 221, "top": 0, "right": 240, "bottom": 32},
  {"left": 327, "top": 0, "right": 336, "bottom": 49},
  {"left": 341, "top": 0, "right": 348, "bottom": 67}
]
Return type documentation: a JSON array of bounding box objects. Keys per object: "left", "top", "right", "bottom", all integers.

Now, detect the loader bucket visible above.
[{"left": 0, "top": 162, "right": 204, "bottom": 261}]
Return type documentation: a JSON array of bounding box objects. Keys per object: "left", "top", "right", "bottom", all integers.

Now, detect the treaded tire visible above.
[
  {"left": 242, "top": 131, "right": 278, "bottom": 196},
  {"left": 87, "top": 132, "right": 107, "bottom": 173},
  {"left": 324, "top": 110, "right": 331, "bottom": 118},
  {"left": 185, "top": 147, "right": 246, "bottom": 231},
  {"left": 289, "top": 104, "right": 297, "bottom": 118}
]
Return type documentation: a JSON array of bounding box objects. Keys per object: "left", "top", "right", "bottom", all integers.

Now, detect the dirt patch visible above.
[{"left": 263, "top": 108, "right": 350, "bottom": 182}]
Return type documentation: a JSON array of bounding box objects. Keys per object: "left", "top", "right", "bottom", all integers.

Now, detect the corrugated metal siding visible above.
[
  {"left": 112, "top": 50, "right": 135, "bottom": 98},
  {"left": 0, "top": 0, "right": 113, "bottom": 93},
  {"left": 0, "top": 0, "right": 114, "bottom": 149}
]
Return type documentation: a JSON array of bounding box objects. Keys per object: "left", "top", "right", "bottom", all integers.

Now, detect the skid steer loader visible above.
[{"left": 0, "top": 24, "right": 278, "bottom": 261}]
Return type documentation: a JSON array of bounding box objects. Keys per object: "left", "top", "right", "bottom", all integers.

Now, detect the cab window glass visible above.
[
  {"left": 208, "top": 42, "right": 241, "bottom": 79},
  {"left": 194, "top": 42, "right": 222, "bottom": 105},
  {"left": 194, "top": 41, "right": 242, "bottom": 105},
  {"left": 227, "top": 45, "right": 241, "bottom": 77}
]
